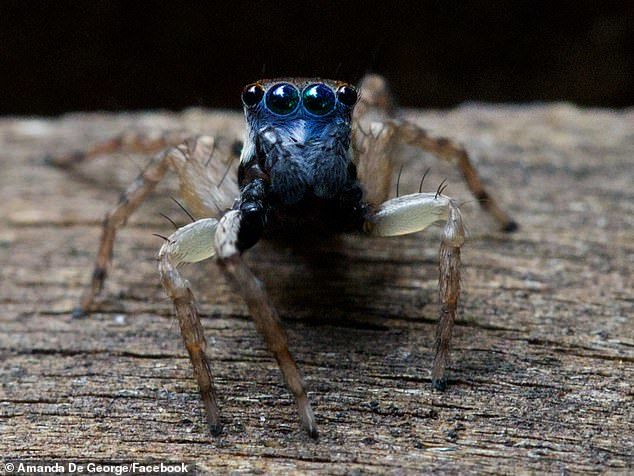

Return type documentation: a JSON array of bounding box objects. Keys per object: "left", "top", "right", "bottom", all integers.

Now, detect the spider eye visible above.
[
  {"left": 336, "top": 85, "right": 358, "bottom": 107},
  {"left": 302, "top": 83, "right": 335, "bottom": 116},
  {"left": 242, "top": 83, "right": 264, "bottom": 108},
  {"left": 265, "top": 83, "right": 300, "bottom": 115}
]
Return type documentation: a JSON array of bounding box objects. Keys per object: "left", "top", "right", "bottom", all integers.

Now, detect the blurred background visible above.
[{"left": 1, "top": 1, "right": 632, "bottom": 116}]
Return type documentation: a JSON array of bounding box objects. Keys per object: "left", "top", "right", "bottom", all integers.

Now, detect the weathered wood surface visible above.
[{"left": 0, "top": 105, "right": 632, "bottom": 475}]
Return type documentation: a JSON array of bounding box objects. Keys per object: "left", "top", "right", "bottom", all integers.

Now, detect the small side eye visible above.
[
  {"left": 242, "top": 83, "right": 264, "bottom": 108},
  {"left": 265, "top": 83, "right": 300, "bottom": 115},
  {"left": 336, "top": 85, "right": 358, "bottom": 107},
  {"left": 302, "top": 84, "right": 336, "bottom": 116}
]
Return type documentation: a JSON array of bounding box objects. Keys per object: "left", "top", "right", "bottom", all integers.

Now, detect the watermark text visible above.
[{"left": 2, "top": 460, "right": 193, "bottom": 475}]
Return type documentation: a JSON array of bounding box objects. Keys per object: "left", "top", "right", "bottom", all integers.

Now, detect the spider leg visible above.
[
  {"left": 355, "top": 74, "right": 516, "bottom": 231},
  {"left": 365, "top": 192, "right": 466, "bottom": 390},
  {"left": 351, "top": 75, "right": 400, "bottom": 207},
  {"left": 74, "top": 135, "right": 238, "bottom": 317},
  {"left": 44, "top": 129, "right": 191, "bottom": 168},
  {"left": 352, "top": 119, "right": 398, "bottom": 206},
  {"left": 214, "top": 209, "right": 318, "bottom": 439},
  {"left": 390, "top": 119, "right": 518, "bottom": 232},
  {"left": 74, "top": 145, "right": 173, "bottom": 316},
  {"left": 158, "top": 218, "right": 221, "bottom": 435}
]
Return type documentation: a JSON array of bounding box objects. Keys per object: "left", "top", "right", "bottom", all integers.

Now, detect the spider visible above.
[{"left": 49, "top": 74, "right": 517, "bottom": 439}]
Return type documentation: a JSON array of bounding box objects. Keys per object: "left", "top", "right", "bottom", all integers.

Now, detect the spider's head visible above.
[{"left": 239, "top": 78, "right": 360, "bottom": 204}]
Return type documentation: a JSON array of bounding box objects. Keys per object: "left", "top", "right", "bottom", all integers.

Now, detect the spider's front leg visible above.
[
  {"left": 365, "top": 192, "right": 466, "bottom": 390},
  {"left": 63, "top": 134, "right": 238, "bottom": 317},
  {"left": 356, "top": 74, "right": 517, "bottom": 232},
  {"left": 392, "top": 119, "right": 517, "bottom": 232},
  {"left": 158, "top": 218, "right": 222, "bottom": 434},
  {"left": 213, "top": 197, "right": 318, "bottom": 438},
  {"left": 159, "top": 177, "right": 316, "bottom": 437}
]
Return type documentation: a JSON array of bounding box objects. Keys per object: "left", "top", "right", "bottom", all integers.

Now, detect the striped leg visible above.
[
  {"left": 73, "top": 135, "right": 236, "bottom": 316},
  {"left": 215, "top": 210, "right": 318, "bottom": 438},
  {"left": 45, "top": 129, "right": 191, "bottom": 168},
  {"left": 392, "top": 119, "right": 518, "bottom": 232},
  {"left": 365, "top": 192, "right": 466, "bottom": 389},
  {"left": 355, "top": 73, "right": 517, "bottom": 231},
  {"left": 158, "top": 218, "right": 222, "bottom": 435}
]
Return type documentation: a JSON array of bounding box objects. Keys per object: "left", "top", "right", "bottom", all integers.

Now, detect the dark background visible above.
[{"left": 1, "top": 1, "right": 632, "bottom": 116}]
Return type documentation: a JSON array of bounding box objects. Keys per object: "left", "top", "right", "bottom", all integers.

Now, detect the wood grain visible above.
[{"left": 0, "top": 105, "right": 632, "bottom": 474}]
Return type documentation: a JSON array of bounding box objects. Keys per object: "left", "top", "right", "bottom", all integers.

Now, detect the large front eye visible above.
[
  {"left": 242, "top": 83, "right": 264, "bottom": 108},
  {"left": 302, "top": 83, "right": 335, "bottom": 116},
  {"left": 265, "top": 83, "right": 300, "bottom": 115},
  {"left": 336, "top": 84, "right": 358, "bottom": 107}
]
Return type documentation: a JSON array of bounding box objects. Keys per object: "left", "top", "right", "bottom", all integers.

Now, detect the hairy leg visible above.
[
  {"left": 158, "top": 218, "right": 221, "bottom": 434},
  {"left": 365, "top": 192, "right": 466, "bottom": 389},
  {"left": 74, "top": 146, "right": 173, "bottom": 316},
  {"left": 45, "top": 129, "right": 191, "bottom": 168},
  {"left": 73, "top": 135, "right": 237, "bottom": 316},
  {"left": 391, "top": 119, "right": 517, "bottom": 231},
  {"left": 356, "top": 74, "right": 516, "bottom": 231},
  {"left": 215, "top": 210, "right": 318, "bottom": 438},
  {"left": 352, "top": 120, "right": 398, "bottom": 207},
  {"left": 352, "top": 75, "right": 399, "bottom": 207}
]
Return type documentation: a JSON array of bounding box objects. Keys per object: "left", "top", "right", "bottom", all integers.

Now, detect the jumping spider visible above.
[{"left": 49, "top": 75, "right": 517, "bottom": 438}]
